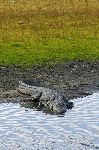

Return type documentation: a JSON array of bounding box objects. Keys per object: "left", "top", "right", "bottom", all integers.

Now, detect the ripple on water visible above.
[{"left": 0, "top": 92, "right": 99, "bottom": 150}]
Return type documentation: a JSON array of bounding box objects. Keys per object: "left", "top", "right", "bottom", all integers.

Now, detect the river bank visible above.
[{"left": 1, "top": 61, "right": 99, "bottom": 100}]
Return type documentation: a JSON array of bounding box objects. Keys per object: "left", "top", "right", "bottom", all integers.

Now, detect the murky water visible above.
[{"left": 0, "top": 92, "right": 99, "bottom": 150}]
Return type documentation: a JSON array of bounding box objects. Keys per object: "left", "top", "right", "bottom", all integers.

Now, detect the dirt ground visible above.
[{"left": 0, "top": 61, "right": 99, "bottom": 100}]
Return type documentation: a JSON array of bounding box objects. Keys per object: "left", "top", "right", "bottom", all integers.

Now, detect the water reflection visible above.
[{"left": 0, "top": 92, "right": 99, "bottom": 150}]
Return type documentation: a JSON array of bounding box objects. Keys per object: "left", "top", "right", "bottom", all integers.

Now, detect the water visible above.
[{"left": 0, "top": 92, "right": 99, "bottom": 150}]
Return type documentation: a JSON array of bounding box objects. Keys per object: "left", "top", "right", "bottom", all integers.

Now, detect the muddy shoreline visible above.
[{"left": 0, "top": 61, "right": 99, "bottom": 100}]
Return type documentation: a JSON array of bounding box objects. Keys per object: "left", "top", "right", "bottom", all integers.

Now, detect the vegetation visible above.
[{"left": 0, "top": 0, "right": 99, "bottom": 66}]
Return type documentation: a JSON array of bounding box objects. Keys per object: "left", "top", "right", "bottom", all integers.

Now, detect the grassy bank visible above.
[{"left": 0, "top": 0, "right": 99, "bottom": 66}]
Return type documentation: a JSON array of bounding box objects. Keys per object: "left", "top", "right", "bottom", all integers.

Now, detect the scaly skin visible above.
[{"left": 18, "top": 81, "right": 74, "bottom": 114}]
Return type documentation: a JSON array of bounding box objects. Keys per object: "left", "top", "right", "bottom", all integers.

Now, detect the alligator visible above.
[
  {"left": 0, "top": 81, "right": 74, "bottom": 114},
  {"left": 17, "top": 81, "right": 74, "bottom": 114}
]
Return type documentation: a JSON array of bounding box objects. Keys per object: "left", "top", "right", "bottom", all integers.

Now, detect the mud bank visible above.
[{"left": 0, "top": 61, "right": 99, "bottom": 100}]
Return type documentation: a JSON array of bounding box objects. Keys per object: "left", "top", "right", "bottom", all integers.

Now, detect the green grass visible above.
[
  {"left": 1, "top": 38, "right": 99, "bottom": 66},
  {"left": 0, "top": 0, "right": 99, "bottom": 66}
]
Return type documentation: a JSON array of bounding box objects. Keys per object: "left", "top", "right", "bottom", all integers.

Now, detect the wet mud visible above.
[{"left": 0, "top": 61, "right": 99, "bottom": 100}]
